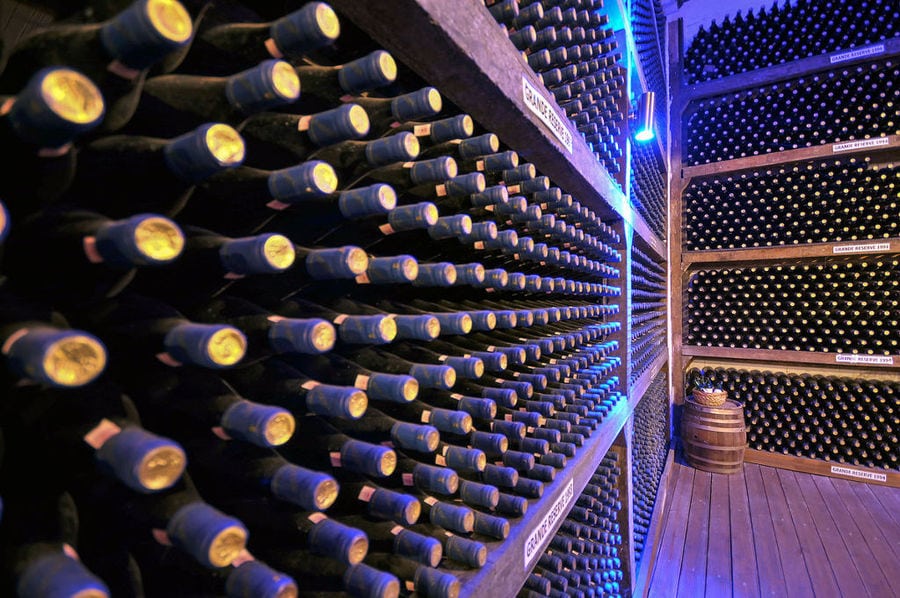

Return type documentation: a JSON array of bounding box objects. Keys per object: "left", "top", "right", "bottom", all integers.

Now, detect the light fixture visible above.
[{"left": 633, "top": 91, "right": 656, "bottom": 142}]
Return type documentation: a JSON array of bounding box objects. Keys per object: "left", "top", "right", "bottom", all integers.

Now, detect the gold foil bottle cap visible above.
[
  {"left": 271, "top": 60, "right": 301, "bottom": 100},
  {"left": 263, "top": 235, "right": 296, "bottom": 270},
  {"left": 347, "top": 104, "right": 370, "bottom": 136},
  {"left": 314, "top": 477, "right": 339, "bottom": 511},
  {"left": 206, "top": 123, "right": 246, "bottom": 165},
  {"left": 264, "top": 412, "right": 296, "bottom": 447},
  {"left": 44, "top": 334, "right": 107, "bottom": 387},
  {"left": 402, "top": 377, "right": 419, "bottom": 401},
  {"left": 313, "top": 162, "right": 339, "bottom": 194},
  {"left": 377, "top": 185, "right": 397, "bottom": 210},
  {"left": 485, "top": 312, "right": 498, "bottom": 329},
  {"left": 425, "top": 88, "right": 442, "bottom": 113},
  {"left": 443, "top": 367, "right": 457, "bottom": 389},
  {"left": 471, "top": 357, "right": 484, "bottom": 378},
  {"left": 485, "top": 133, "right": 500, "bottom": 153},
  {"left": 423, "top": 203, "right": 440, "bottom": 225},
  {"left": 347, "top": 389, "right": 368, "bottom": 419},
  {"left": 41, "top": 69, "right": 104, "bottom": 125},
  {"left": 425, "top": 316, "right": 441, "bottom": 340},
  {"left": 347, "top": 535, "right": 369, "bottom": 565},
  {"left": 405, "top": 499, "right": 422, "bottom": 525},
  {"left": 378, "top": 52, "right": 398, "bottom": 83},
  {"left": 422, "top": 428, "right": 440, "bottom": 453},
  {"left": 398, "top": 257, "right": 418, "bottom": 282},
  {"left": 72, "top": 590, "right": 109, "bottom": 598},
  {"left": 146, "top": 0, "right": 193, "bottom": 43},
  {"left": 311, "top": 320, "right": 337, "bottom": 353},
  {"left": 458, "top": 314, "right": 473, "bottom": 335},
  {"left": 138, "top": 444, "right": 186, "bottom": 490},
  {"left": 206, "top": 327, "right": 247, "bottom": 366},
  {"left": 442, "top": 264, "right": 458, "bottom": 285},
  {"left": 378, "top": 317, "right": 398, "bottom": 343},
  {"left": 345, "top": 247, "right": 369, "bottom": 275},
  {"left": 460, "top": 115, "right": 475, "bottom": 137},
  {"left": 208, "top": 525, "right": 249, "bottom": 567},
  {"left": 403, "top": 134, "right": 421, "bottom": 159},
  {"left": 134, "top": 216, "right": 184, "bottom": 262},
  {"left": 379, "top": 449, "right": 397, "bottom": 477},
  {"left": 474, "top": 451, "right": 486, "bottom": 471}
]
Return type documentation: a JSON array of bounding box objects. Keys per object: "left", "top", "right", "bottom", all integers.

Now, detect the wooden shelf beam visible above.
[
  {"left": 743, "top": 449, "right": 900, "bottom": 488},
  {"left": 682, "top": 238, "right": 900, "bottom": 266},
  {"left": 682, "top": 345, "right": 899, "bottom": 370}
]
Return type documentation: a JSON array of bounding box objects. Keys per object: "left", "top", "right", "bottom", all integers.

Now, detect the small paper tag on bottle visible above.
[
  {"left": 424, "top": 496, "right": 438, "bottom": 506},
  {"left": 507, "top": 185, "right": 521, "bottom": 194},
  {"left": 476, "top": 160, "right": 486, "bottom": 171},
  {"left": 332, "top": 314, "right": 348, "bottom": 325},
  {"left": 391, "top": 525, "right": 404, "bottom": 536},
  {"left": 231, "top": 549, "right": 256, "bottom": 567},
  {"left": 354, "top": 374, "right": 370, "bottom": 390},
  {"left": 301, "top": 380, "right": 320, "bottom": 390},
  {"left": 307, "top": 512, "right": 327, "bottom": 524},
  {"left": 435, "top": 184, "right": 448, "bottom": 197},
  {"left": 421, "top": 411, "right": 432, "bottom": 423},
  {"left": 474, "top": 241, "right": 485, "bottom": 249},
  {"left": 358, "top": 485, "right": 376, "bottom": 502},
  {"left": 355, "top": 271, "right": 371, "bottom": 284},
  {"left": 413, "top": 124, "right": 431, "bottom": 136},
  {"left": 329, "top": 451, "right": 342, "bottom": 467},
  {"left": 437, "top": 354, "right": 448, "bottom": 362},
  {"left": 156, "top": 352, "right": 182, "bottom": 367},
  {"left": 504, "top": 414, "right": 513, "bottom": 421},
  {"left": 1, "top": 328, "right": 30, "bottom": 355},
  {"left": 379, "top": 223, "right": 396, "bottom": 235},
  {"left": 266, "top": 199, "right": 291, "bottom": 211},
  {"left": 434, "top": 453, "right": 447, "bottom": 466},
  {"left": 264, "top": 38, "right": 283, "bottom": 58},
  {"left": 297, "top": 115, "right": 312, "bottom": 132},
  {"left": 0, "top": 98, "right": 14, "bottom": 116},
  {"left": 402, "top": 473, "right": 414, "bottom": 486},
  {"left": 152, "top": 529, "right": 172, "bottom": 546},
  {"left": 82, "top": 237, "right": 104, "bottom": 264},
  {"left": 107, "top": 59, "right": 140, "bottom": 81},
  {"left": 405, "top": 581, "right": 416, "bottom": 592},
  {"left": 62, "top": 543, "right": 80, "bottom": 560},
  {"left": 224, "top": 271, "right": 246, "bottom": 280},
  {"left": 267, "top": 315, "right": 285, "bottom": 323},
  {"left": 450, "top": 393, "right": 463, "bottom": 400},
  {"left": 211, "top": 426, "right": 232, "bottom": 441}
]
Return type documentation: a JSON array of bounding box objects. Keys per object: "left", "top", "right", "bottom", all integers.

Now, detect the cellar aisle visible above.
[{"left": 645, "top": 459, "right": 900, "bottom": 598}]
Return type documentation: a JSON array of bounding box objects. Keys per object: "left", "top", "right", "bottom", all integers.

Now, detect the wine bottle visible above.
[
  {"left": 352, "top": 86, "right": 443, "bottom": 136},
  {"left": 253, "top": 549, "right": 400, "bottom": 597},
  {"left": 385, "top": 113, "right": 474, "bottom": 148},
  {"left": 0, "top": 67, "right": 105, "bottom": 215},
  {"left": 289, "top": 50, "right": 397, "bottom": 113},
  {"left": 332, "top": 515, "right": 443, "bottom": 568},
  {"left": 67, "top": 122, "right": 246, "bottom": 218},
  {"left": 324, "top": 406, "right": 441, "bottom": 455},
  {"left": 177, "top": 2, "right": 341, "bottom": 74},
  {"left": 0, "top": 0, "right": 194, "bottom": 132},
  {"left": 371, "top": 340, "right": 486, "bottom": 379},
  {"left": 259, "top": 296, "right": 398, "bottom": 345},
  {"left": 126, "top": 58, "right": 300, "bottom": 137},
  {"left": 2, "top": 209, "right": 184, "bottom": 305},
  {"left": 308, "top": 131, "right": 421, "bottom": 186},
  {"left": 277, "top": 417, "right": 397, "bottom": 479},
  {"left": 0, "top": 290, "right": 107, "bottom": 388},
  {"left": 363, "top": 553, "right": 460, "bottom": 598},
  {"left": 342, "top": 346, "right": 458, "bottom": 390}
]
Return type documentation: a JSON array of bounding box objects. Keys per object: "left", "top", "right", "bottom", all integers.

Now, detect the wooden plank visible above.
[
  {"left": 742, "top": 449, "right": 900, "bottom": 488},
  {"left": 758, "top": 467, "right": 815, "bottom": 597},
  {"left": 648, "top": 462, "right": 695, "bottom": 594},
  {"left": 848, "top": 482, "right": 900, "bottom": 557},
  {"left": 681, "top": 346, "right": 900, "bottom": 372},
  {"left": 727, "top": 469, "right": 760, "bottom": 598},
  {"left": 680, "top": 135, "right": 900, "bottom": 179},
  {"left": 678, "top": 38, "right": 900, "bottom": 105},
  {"left": 794, "top": 472, "right": 869, "bottom": 598},
  {"left": 743, "top": 464, "right": 788, "bottom": 597},
  {"left": 774, "top": 469, "right": 842, "bottom": 598},
  {"left": 866, "top": 482, "right": 900, "bottom": 523},
  {"left": 629, "top": 351, "right": 668, "bottom": 408},
  {"left": 676, "top": 469, "right": 711, "bottom": 597},
  {"left": 633, "top": 448, "right": 676, "bottom": 598},
  {"left": 828, "top": 476, "right": 900, "bottom": 597},
  {"left": 812, "top": 475, "right": 894, "bottom": 598},
  {"left": 703, "top": 473, "right": 732, "bottom": 598},
  {"left": 668, "top": 18, "right": 686, "bottom": 407},
  {"left": 682, "top": 238, "right": 900, "bottom": 266}
]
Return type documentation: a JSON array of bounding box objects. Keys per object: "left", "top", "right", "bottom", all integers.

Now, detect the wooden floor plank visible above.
[
  {"left": 758, "top": 466, "right": 815, "bottom": 598},
  {"left": 704, "top": 473, "right": 732, "bottom": 598},
  {"left": 866, "top": 483, "right": 900, "bottom": 528},
  {"left": 743, "top": 464, "right": 788, "bottom": 597},
  {"left": 727, "top": 470, "right": 760, "bottom": 598},
  {"left": 829, "top": 477, "right": 900, "bottom": 597},
  {"left": 676, "top": 469, "right": 711, "bottom": 597},
  {"left": 775, "top": 469, "right": 841, "bottom": 598},
  {"left": 813, "top": 476, "right": 894, "bottom": 598},
  {"left": 795, "top": 473, "right": 869, "bottom": 598},
  {"left": 848, "top": 481, "right": 900, "bottom": 558},
  {"left": 649, "top": 462, "right": 695, "bottom": 594}
]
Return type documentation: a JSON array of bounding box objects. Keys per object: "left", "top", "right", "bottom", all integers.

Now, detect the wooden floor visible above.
[{"left": 647, "top": 459, "right": 900, "bottom": 598}]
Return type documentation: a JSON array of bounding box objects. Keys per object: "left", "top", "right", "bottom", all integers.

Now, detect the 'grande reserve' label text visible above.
[
  {"left": 830, "top": 465, "right": 888, "bottom": 483},
  {"left": 829, "top": 43, "right": 885, "bottom": 64},
  {"left": 524, "top": 479, "right": 574, "bottom": 568},
  {"left": 523, "top": 77, "right": 573, "bottom": 153}
]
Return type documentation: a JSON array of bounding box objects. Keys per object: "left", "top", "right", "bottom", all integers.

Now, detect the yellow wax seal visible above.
[
  {"left": 134, "top": 216, "right": 184, "bottom": 262},
  {"left": 138, "top": 444, "right": 186, "bottom": 490},
  {"left": 43, "top": 334, "right": 107, "bottom": 387},
  {"left": 206, "top": 123, "right": 246, "bottom": 165},
  {"left": 262, "top": 235, "right": 296, "bottom": 270},
  {"left": 206, "top": 327, "right": 246, "bottom": 366}
]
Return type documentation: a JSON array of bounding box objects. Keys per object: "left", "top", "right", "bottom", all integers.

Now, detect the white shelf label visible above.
[
  {"left": 829, "top": 44, "right": 885, "bottom": 64},
  {"left": 832, "top": 137, "right": 890, "bottom": 153},
  {"left": 522, "top": 76, "right": 573, "bottom": 154},
  {"left": 830, "top": 465, "right": 888, "bottom": 483},
  {"left": 524, "top": 479, "right": 574, "bottom": 569},
  {"left": 835, "top": 354, "right": 894, "bottom": 365},
  {"left": 832, "top": 242, "right": 891, "bottom": 254}
]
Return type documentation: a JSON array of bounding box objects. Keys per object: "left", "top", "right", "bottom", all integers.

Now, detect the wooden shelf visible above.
[
  {"left": 682, "top": 238, "right": 900, "bottom": 266},
  {"left": 680, "top": 134, "right": 900, "bottom": 180},
  {"left": 632, "top": 448, "right": 676, "bottom": 598},
  {"left": 678, "top": 37, "right": 900, "bottom": 105},
  {"left": 452, "top": 382, "right": 645, "bottom": 596},
  {"left": 682, "top": 345, "right": 899, "bottom": 370},
  {"left": 743, "top": 449, "right": 900, "bottom": 488},
  {"left": 629, "top": 351, "right": 668, "bottom": 406}
]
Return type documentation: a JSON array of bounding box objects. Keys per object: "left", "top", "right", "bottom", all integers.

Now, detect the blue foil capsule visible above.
[
  {"left": 93, "top": 213, "right": 184, "bottom": 268},
  {"left": 305, "top": 384, "right": 367, "bottom": 419},
  {"left": 413, "top": 262, "right": 456, "bottom": 287},
  {"left": 459, "top": 221, "right": 498, "bottom": 244},
  {"left": 414, "top": 567, "right": 461, "bottom": 598},
  {"left": 338, "top": 183, "right": 396, "bottom": 219},
  {"left": 493, "top": 310, "right": 517, "bottom": 329},
  {"left": 438, "top": 172, "right": 485, "bottom": 197},
  {"left": 390, "top": 422, "right": 440, "bottom": 453},
  {"left": 531, "top": 427, "right": 561, "bottom": 443},
  {"left": 270, "top": 464, "right": 338, "bottom": 511},
  {"left": 99, "top": 0, "right": 193, "bottom": 70},
  {"left": 391, "top": 86, "right": 442, "bottom": 121},
  {"left": 516, "top": 373, "right": 547, "bottom": 391},
  {"left": 225, "top": 561, "right": 298, "bottom": 598},
  {"left": 506, "top": 271, "right": 527, "bottom": 290},
  {"left": 412, "top": 463, "right": 458, "bottom": 495},
  {"left": 466, "top": 310, "right": 495, "bottom": 331},
  {"left": 459, "top": 479, "right": 500, "bottom": 509},
  {"left": 344, "top": 564, "right": 400, "bottom": 598},
  {"left": 495, "top": 196, "right": 526, "bottom": 216},
  {"left": 365, "top": 132, "right": 420, "bottom": 166},
  {"left": 457, "top": 133, "right": 499, "bottom": 158},
  {"left": 483, "top": 464, "right": 518, "bottom": 488},
  {"left": 473, "top": 511, "right": 510, "bottom": 540},
  {"left": 338, "top": 50, "right": 397, "bottom": 93},
  {"left": 225, "top": 59, "right": 300, "bottom": 113},
  {"left": 304, "top": 246, "right": 368, "bottom": 279},
  {"left": 95, "top": 426, "right": 185, "bottom": 493},
  {"left": 367, "top": 373, "right": 417, "bottom": 403},
  {"left": 166, "top": 502, "right": 248, "bottom": 568},
  {"left": 480, "top": 150, "right": 519, "bottom": 172},
  {"left": 307, "top": 518, "right": 368, "bottom": 565},
  {"left": 519, "top": 436, "right": 550, "bottom": 455},
  {"left": 428, "top": 214, "right": 472, "bottom": 240},
  {"left": 524, "top": 274, "right": 542, "bottom": 293},
  {"left": 393, "top": 315, "right": 440, "bottom": 342},
  {"left": 444, "top": 355, "right": 482, "bottom": 379},
  {"left": 502, "top": 450, "right": 535, "bottom": 472},
  {"left": 491, "top": 418, "right": 526, "bottom": 440},
  {"left": 4, "top": 327, "right": 107, "bottom": 387},
  {"left": 453, "top": 263, "right": 485, "bottom": 286},
  {"left": 502, "top": 163, "right": 536, "bottom": 183},
  {"left": 470, "top": 185, "right": 508, "bottom": 207},
  {"left": 443, "top": 446, "right": 485, "bottom": 473},
  {"left": 471, "top": 350, "right": 506, "bottom": 371},
  {"left": 387, "top": 202, "right": 439, "bottom": 231},
  {"left": 445, "top": 535, "right": 488, "bottom": 568},
  {"left": 469, "top": 431, "right": 508, "bottom": 458},
  {"left": 483, "top": 229, "right": 518, "bottom": 250},
  {"left": 496, "top": 346, "right": 526, "bottom": 365},
  {"left": 409, "top": 156, "right": 457, "bottom": 185},
  {"left": 429, "top": 501, "right": 474, "bottom": 533},
  {"left": 339, "top": 439, "right": 395, "bottom": 477},
  {"left": 513, "top": 310, "right": 535, "bottom": 328},
  {"left": 163, "top": 323, "right": 246, "bottom": 368},
  {"left": 367, "top": 487, "right": 420, "bottom": 525},
  {"left": 457, "top": 396, "right": 496, "bottom": 420},
  {"left": 480, "top": 268, "right": 508, "bottom": 288},
  {"left": 520, "top": 176, "right": 550, "bottom": 193},
  {"left": 394, "top": 530, "right": 443, "bottom": 567},
  {"left": 220, "top": 399, "right": 295, "bottom": 447},
  {"left": 337, "top": 315, "right": 395, "bottom": 344},
  {"left": 497, "top": 492, "right": 528, "bottom": 516},
  {"left": 433, "top": 312, "right": 472, "bottom": 336},
  {"left": 515, "top": 477, "right": 544, "bottom": 499},
  {"left": 482, "top": 386, "right": 518, "bottom": 408},
  {"left": 509, "top": 410, "right": 542, "bottom": 428},
  {"left": 218, "top": 234, "right": 295, "bottom": 275},
  {"left": 16, "top": 554, "right": 110, "bottom": 598},
  {"left": 268, "top": 160, "right": 338, "bottom": 204},
  {"left": 429, "top": 114, "right": 474, "bottom": 142},
  {"left": 269, "top": 2, "right": 341, "bottom": 58},
  {"left": 426, "top": 408, "right": 471, "bottom": 434},
  {"left": 268, "top": 317, "right": 335, "bottom": 355},
  {"left": 364, "top": 255, "right": 418, "bottom": 284},
  {"left": 163, "top": 123, "right": 245, "bottom": 183}
]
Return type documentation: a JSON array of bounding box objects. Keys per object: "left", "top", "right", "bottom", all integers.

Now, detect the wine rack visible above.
[
  {"left": 629, "top": 246, "right": 665, "bottom": 386},
  {"left": 0, "top": 0, "right": 671, "bottom": 596},
  {"left": 629, "top": 0, "right": 666, "bottom": 150},
  {"left": 669, "top": 0, "right": 900, "bottom": 489},
  {"left": 629, "top": 139, "right": 667, "bottom": 240}
]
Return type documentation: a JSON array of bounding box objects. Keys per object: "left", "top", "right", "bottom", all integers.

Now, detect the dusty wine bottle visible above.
[
  {"left": 290, "top": 50, "right": 397, "bottom": 113},
  {"left": 352, "top": 86, "right": 443, "bottom": 135},
  {"left": 278, "top": 417, "right": 397, "bottom": 479}
]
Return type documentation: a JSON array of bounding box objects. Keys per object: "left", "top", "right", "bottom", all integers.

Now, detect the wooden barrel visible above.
[{"left": 681, "top": 396, "right": 747, "bottom": 474}]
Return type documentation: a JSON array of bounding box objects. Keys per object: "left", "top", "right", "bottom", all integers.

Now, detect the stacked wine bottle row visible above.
[
  {"left": 683, "top": 155, "right": 900, "bottom": 250},
  {"left": 684, "top": 0, "right": 899, "bottom": 84},
  {"left": 629, "top": 139, "right": 667, "bottom": 239},
  {"left": 630, "top": 247, "right": 666, "bottom": 386},
  {"left": 485, "top": 0, "right": 628, "bottom": 174},
  {"left": 519, "top": 451, "right": 625, "bottom": 598},
  {"left": 685, "top": 367, "right": 899, "bottom": 470},
  {"left": 630, "top": 0, "right": 667, "bottom": 144},
  {"left": 0, "top": 1, "right": 632, "bottom": 596},
  {"left": 630, "top": 370, "right": 668, "bottom": 567},
  {"left": 685, "top": 258, "right": 899, "bottom": 355},
  {"left": 683, "top": 57, "right": 900, "bottom": 165}
]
